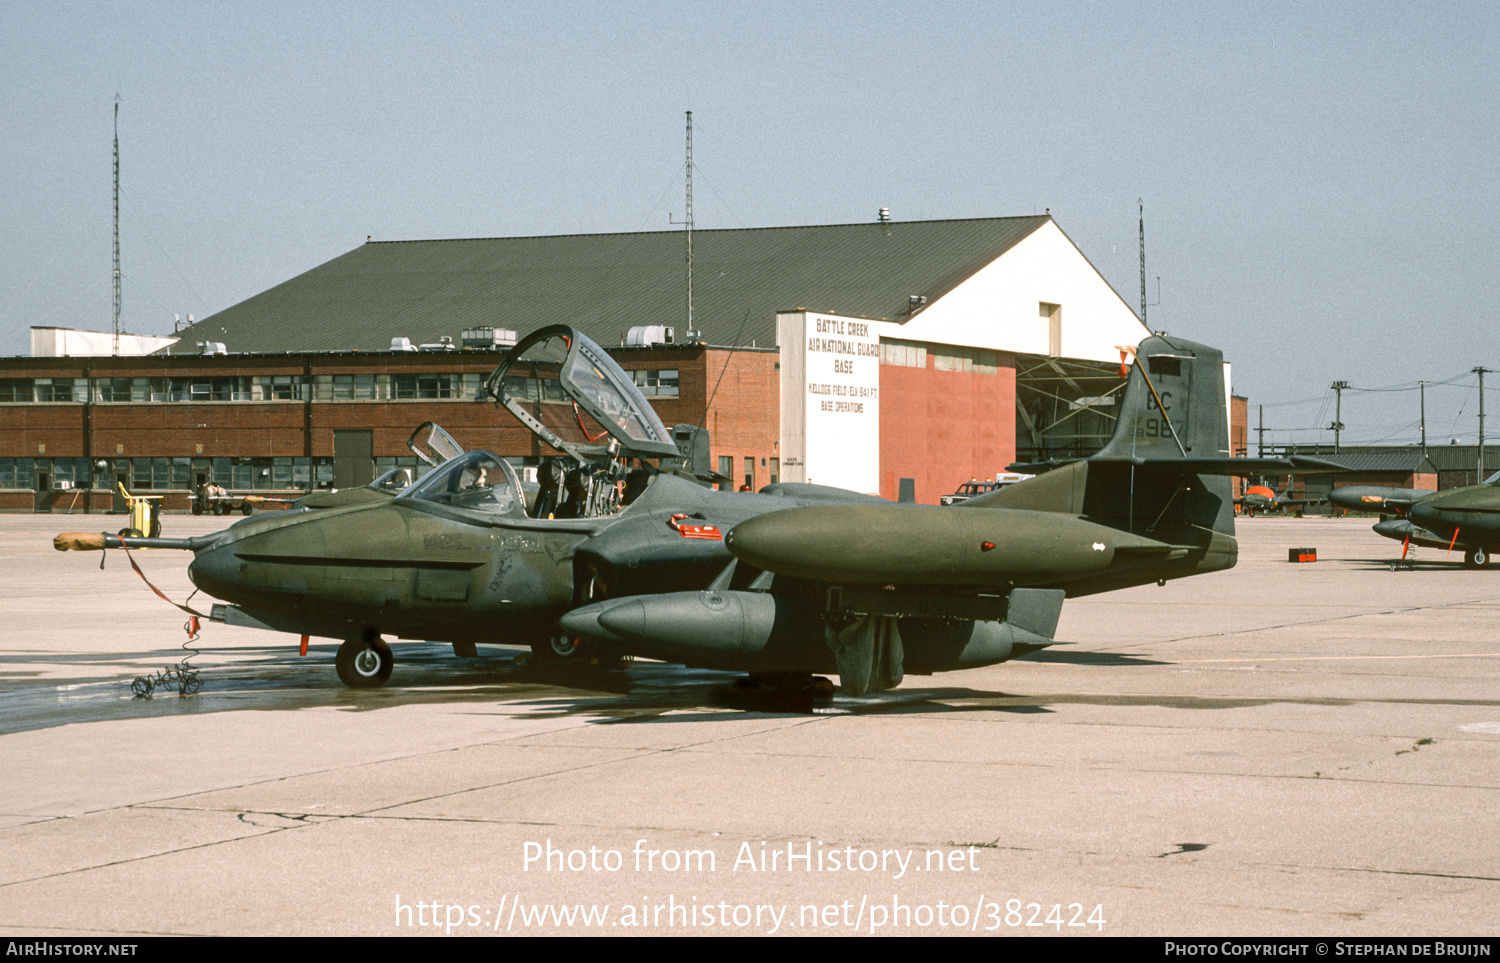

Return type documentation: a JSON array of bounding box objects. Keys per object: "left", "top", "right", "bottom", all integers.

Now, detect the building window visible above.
[
  {"left": 931, "top": 345, "right": 999, "bottom": 375},
  {"left": 314, "top": 374, "right": 380, "bottom": 401},
  {"left": 93, "top": 378, "right": 132, "bottom": 402},
  {"left": 32, "top": 378, "right": 85, "bottom": 402},
  {"left": 879, "top": 340, "right": 926, "bottom": 368},
  {"left": 743, "top": 456, "right": 754, "bottom": 491},
  {"left": 717, "top": 455, "right": 733, "bottom": 491},
  {"left": 0, "top": 458, "right": 35, "bottom": 489},
  {"left": 391, "top": 374, "right": 457, "bottom": 400},
  {"left": 499, "top": 375, "right": 566, "bottom": 404},
  {"left": 131, "top": 457, "right": 172, "bottom": 490},
  {"left": 1041, "top": 302, "right": 1061, "bottom": 356},
  {"left": 245, "top": 375, "right": 308, "bottom": 401},
  {"left": 630, "top": 369, "right": 679, "bottom": 398},
  {"left": 374, "top": 455, "right": 431, "bottom": 482}
]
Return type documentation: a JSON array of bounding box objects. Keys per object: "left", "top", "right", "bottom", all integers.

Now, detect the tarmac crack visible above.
[
  {"left": 1330, "top": 866, "right": 1500, "bottom": 883},
  {"left": 0, "top": 813, "right": 325, "bottom": 891}
]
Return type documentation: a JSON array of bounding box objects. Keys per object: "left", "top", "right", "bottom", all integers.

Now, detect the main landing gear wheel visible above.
[
  {"left": 1464, "top": 546, "right": 1491, "bottom": 570},
  {"left": 531, "top": 634, "right": 588, "bottom": 664},
  {"left": 529, "top": 634, "right": 628, "bottom": 669},
  {"left": 119, "top": 528, "right": 143, "bottom": 539},
  {"left": 336, "top": 637, "right": 394, "bottom": 687}
]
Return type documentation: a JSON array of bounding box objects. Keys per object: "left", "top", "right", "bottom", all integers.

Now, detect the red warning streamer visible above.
[{"left": 115, "top": 536, "right": 210, "bottom": 624}]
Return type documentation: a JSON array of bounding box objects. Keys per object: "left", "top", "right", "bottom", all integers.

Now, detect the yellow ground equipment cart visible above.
[{"left": 116, "top": 483, "right": 163, "bottom": 538}]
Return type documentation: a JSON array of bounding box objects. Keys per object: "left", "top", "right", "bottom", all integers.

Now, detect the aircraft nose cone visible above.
[
  {"left": 724, "top": 510, "right": 836, "bottom": 577},
  {"left": 187, "top": 544, "right": 237, "bottom": 600},
  {"left": 1373, "top": 518, "right": 1413, "bottom": 539}
]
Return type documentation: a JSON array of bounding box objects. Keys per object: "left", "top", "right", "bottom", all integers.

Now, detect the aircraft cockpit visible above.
[
  {"left": 369, "top": 467, "right": 415, "bottom": 493},
  {"left": 399, "top": 450, "right": 526, "bottom": 518}
]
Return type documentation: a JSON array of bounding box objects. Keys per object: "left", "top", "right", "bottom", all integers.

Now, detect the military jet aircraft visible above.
[
  {"left": 1234, "top": 479, "right": 1324, "bottom": 517},
  {"left": 55, "top": 325, "right": 1342, "bottom": 694},
  {"left": 1330, "top": 474, "right": 1500, "bottom": 568}
]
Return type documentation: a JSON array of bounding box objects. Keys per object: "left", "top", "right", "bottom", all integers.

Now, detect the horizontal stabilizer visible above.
[{"left": 1007, "top": 459, "right": 1079, "bottom": 473}]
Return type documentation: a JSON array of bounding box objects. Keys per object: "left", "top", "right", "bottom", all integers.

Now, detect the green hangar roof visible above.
[{"left": 171, "top": 216, "right": 1054, "bottom": 354}]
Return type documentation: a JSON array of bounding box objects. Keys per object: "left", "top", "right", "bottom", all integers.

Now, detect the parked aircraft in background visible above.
[
  {"left": 1330, "top": 474, "right": 1500, "bottom": 568},
  {"left": 1234, "top": 479, "right": 1325, "bottom": 517}
]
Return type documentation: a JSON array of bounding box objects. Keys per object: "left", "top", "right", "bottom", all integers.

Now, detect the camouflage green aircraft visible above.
[
  {"left": 1330, "top": 474, "right": 1500, "bottom": 568},
  {"left": 55, "top": 325, "right": 1341, "bottom": 694}
]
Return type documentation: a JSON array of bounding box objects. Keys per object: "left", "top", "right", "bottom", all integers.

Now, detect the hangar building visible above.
[{"left": 1, "top": 214, "right": 1162, "bottom": 512}]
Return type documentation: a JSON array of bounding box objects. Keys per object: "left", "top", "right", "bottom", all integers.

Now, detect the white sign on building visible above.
[{"left": 776, "top": 311, "right": 881, "bottom": 493}]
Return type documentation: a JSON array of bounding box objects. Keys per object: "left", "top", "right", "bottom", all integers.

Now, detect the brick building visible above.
[
  {"left": 0, "top": 342, "right": 772, "bottom": 513},
  {"left": 2, "top": 215, "right": 1226, "bottom": 512}
]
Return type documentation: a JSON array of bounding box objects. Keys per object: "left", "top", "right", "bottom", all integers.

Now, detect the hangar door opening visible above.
[
  {"left": 1014, "top": 354, "right": 1127, "bottom": 465},
  {"left": 333, "top": 430, "right": 374, "bottom": 490}
]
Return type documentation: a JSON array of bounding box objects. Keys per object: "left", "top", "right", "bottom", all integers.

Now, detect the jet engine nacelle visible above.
[{"left": 559, "top": 588, "right": 1058, "bottom": 676}]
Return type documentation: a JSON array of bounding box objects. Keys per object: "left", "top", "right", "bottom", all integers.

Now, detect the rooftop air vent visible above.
[
  {"left": 625, "top": 325, "right": 675, "bottom": 348},
  {"left": 461, "top": 327, "right": 518, "bottom": 350}
]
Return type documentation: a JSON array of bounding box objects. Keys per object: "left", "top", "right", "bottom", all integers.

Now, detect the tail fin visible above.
[
  {"left": 1089, "top": 335, "right": 1236, "bottom": 542},
  {"left": 1093, "top": 335, "right": 1228, "bottom": 463},
  {"left": 976, "top": 334, "right": 1342, "bottom": 545}
]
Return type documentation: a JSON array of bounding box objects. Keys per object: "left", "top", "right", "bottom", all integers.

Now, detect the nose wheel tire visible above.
[
  {"left": 1464, "top": 546, "right": 1491, "bottom": 569},
  {"left": 336, "top": 637, "right": 394, "bottom": 687}
]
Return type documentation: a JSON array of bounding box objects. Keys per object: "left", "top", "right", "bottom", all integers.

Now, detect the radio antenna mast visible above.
[
  {"left": 668, "top": 111, "right": 695, "bottom": 339},
  {"left": 1138, "top": 198, "right": 1147, "bottom": 326},
  {"left": 685, "top": 110, "right": 694, "bottom": 338},
  {"left": 112, "top": 95, "right": 122, "bottom": 356}
]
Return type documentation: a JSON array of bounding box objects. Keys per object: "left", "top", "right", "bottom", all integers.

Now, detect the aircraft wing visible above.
[
  {"left": 1086, "top": 456, "right": 1349, "bottom": 474},
  {"left": 1013, "top": 456, "right": 1348, "bottom": 475}
]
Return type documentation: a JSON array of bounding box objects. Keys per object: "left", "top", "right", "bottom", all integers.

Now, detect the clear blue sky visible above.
[{"left": 3, "top": 0, "right": 1496, "bottom": 450}]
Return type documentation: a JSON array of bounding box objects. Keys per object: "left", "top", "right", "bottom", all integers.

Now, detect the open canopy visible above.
[{"left": 484, "top": 325, "right": 680, "bottom": 461}]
